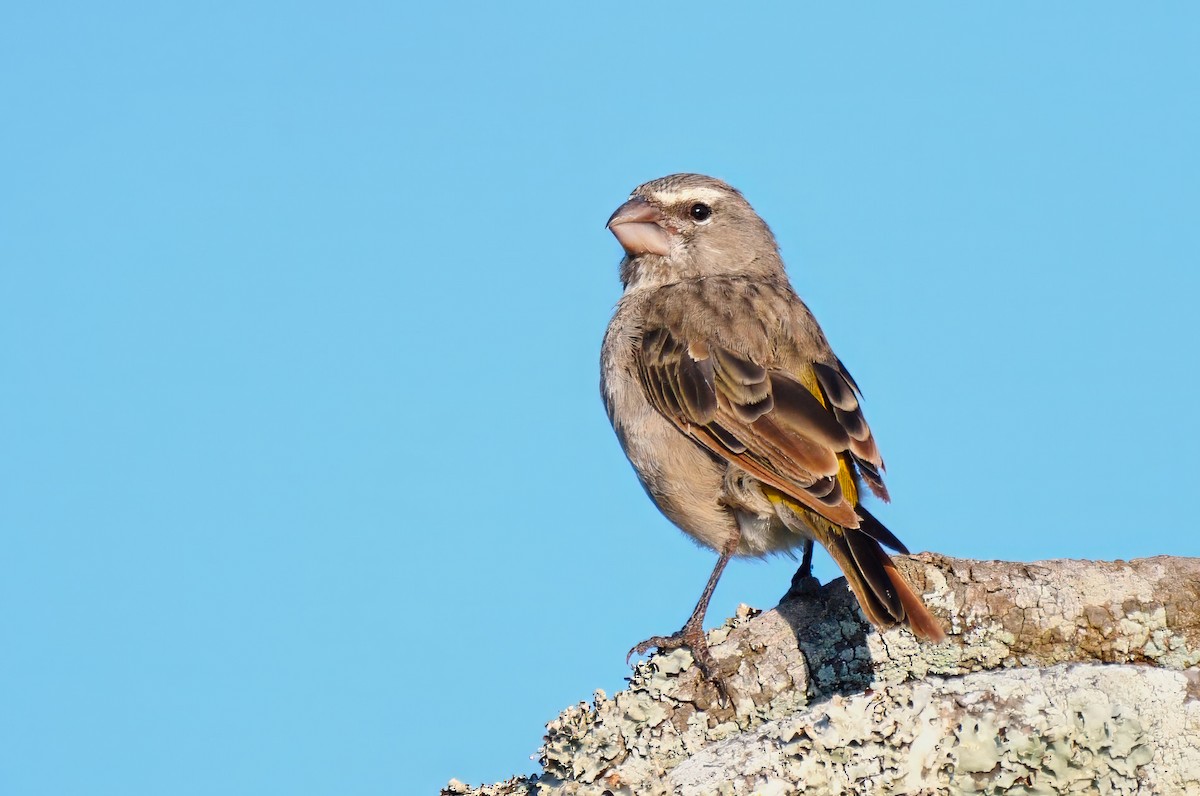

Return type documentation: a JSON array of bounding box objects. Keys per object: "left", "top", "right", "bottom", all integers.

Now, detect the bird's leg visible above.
[
  {"left": 628, "top": 531, "right": 740, "bottom": 698},
  {"left": 798, "top": 539, "right": 814, "bottom": 579},
  {"left": 782, "top": 539, "right": 820, "bottom": 601}
]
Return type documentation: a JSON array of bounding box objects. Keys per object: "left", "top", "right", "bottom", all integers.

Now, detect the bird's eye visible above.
[{"left": 689, "top": 203, "right": 712, "bottom": 222}]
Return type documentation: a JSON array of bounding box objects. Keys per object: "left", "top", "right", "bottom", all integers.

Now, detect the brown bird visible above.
[{"left": 600, "top": 174, "right": 944, "bottom": 686}]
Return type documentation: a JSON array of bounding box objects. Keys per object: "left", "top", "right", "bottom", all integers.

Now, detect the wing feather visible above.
[
  {"left": 812, "top": 360, "right": 890, "bottom": 501},
  {"left": 637, "top": 326, "right": 889, "bottom": 528}
]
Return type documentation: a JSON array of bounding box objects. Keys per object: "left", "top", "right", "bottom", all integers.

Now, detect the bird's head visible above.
[{"left": 606, "top": 173, "right": 783, "bottom": 290}]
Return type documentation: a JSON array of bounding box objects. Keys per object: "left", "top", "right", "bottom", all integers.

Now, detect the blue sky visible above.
[{"left": 3, "top": 4, "right": 1198, "bottom": 794}]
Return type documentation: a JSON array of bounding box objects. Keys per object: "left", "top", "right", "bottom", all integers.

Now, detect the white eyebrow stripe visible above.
[{"left": 645, "top": 186, "right": 730, "bottom": 206}]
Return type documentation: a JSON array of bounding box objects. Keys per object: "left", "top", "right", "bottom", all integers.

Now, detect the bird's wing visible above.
[
  {"left": 635, "top": 325, "right": 887, "bottom": 529},
  {"left": 811, "top": 356, "right": 890, "bottom": 502}
]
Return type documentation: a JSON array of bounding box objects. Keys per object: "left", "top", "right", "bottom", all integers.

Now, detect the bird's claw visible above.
[
  {"left": 626, "top": 623, "right": 734, "bottom": 705},
  {"left": 626, "top": 635, "right": 674, "bottom": 664}
]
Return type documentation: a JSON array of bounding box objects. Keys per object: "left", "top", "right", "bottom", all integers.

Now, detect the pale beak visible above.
[{"left": 606, "top": 197, "right": 673, "bottom": 256}]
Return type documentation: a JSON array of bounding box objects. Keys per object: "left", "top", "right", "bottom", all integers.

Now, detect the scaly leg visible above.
[
  {"left": 782, "top": 539, "right": 820, "bottom": 601},
  {"left": 798, "top": 539, "right": 814, "bottom": 579},
  {"left": 628, "top": 531, "right": 740, "bottom": 700}
]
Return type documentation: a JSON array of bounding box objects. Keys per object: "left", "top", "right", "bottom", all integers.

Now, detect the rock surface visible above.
[{"left": 444, "top": 555, "right": 1200, "bottom": 795}]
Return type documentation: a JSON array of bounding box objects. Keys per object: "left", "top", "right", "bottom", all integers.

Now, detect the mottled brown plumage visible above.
[{"left": 600, "top": 174, "right": 944, "bottom": 691}]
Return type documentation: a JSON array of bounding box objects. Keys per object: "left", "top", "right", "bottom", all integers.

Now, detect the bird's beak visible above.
[{"left": 606, "top": 197, "right": 673, "bottom": 256}]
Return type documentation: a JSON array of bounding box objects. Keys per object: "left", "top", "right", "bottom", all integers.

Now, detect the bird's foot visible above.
[
  {"left": 781, "top": 540, "right": 820, "bottom": 601},
  {"left": 782, "top": 565, "right": 821, "bottom": 601},
  {"left": 627, "top": 619, "right": 733, "bottom": 704}
]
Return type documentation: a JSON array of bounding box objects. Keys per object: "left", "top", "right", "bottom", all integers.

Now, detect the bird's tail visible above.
[
  {"left": 823, "top": 525, "right": 946, "bottom": 642},
  {"left": 773, "top": 497, "right": 945, "bottom": 642}
]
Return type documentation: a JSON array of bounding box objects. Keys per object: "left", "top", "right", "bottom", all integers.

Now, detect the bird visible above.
[{"left": 600, "top": 173, "right": 945, "bottom": 689}]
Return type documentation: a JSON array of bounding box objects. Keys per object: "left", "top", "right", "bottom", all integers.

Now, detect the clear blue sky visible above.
[{"left": 3, "top": 4, "right": 1198, "bottom": 794}]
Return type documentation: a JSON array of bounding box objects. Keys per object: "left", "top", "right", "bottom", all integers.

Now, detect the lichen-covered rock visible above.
[
  {"left": 441, "top": 776, "right": 536, "bottom": 796},
  {"left": 445, "top": 556, "right": 1200, "bottom": 795},
  {"left": 669, "top": 664, "right": 1200, "bottom": 795}
]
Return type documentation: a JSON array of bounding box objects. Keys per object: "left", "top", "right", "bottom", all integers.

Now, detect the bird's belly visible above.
[
  {"left": 601, "top": 314, "right": 809, "bottom": 558},
  {"left": 620, "top": 414, "right": 734, "bottom": 549},
  {"left": 603, "top": 366, "right": 802, "bottom": 557}
]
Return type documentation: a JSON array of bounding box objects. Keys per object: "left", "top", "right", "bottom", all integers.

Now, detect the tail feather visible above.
[
  {"left": 857, "top": 505, "right": 909, "bottom": 554},
  {"left": 824, "top": 530, "right": 898, "bottom": 628},
  {"left": 771, "top": 494, "right": 945, "bottom": 642},
  {"left": 842, "top": 528, "right": 904, "bottom": 622},
  {"left": 827, "top": 529, "right": 945, "bottom": 642},
  {"left": 881, "top": 555, "right": 946, "bottom": 642}
]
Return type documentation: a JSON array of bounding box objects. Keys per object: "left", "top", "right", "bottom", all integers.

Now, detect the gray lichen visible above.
[
  {"left": 444, "top": 556, "right": 1200, "bottom": 795},
  {"left": 667, "top": 665, "right": 1199, "bottom": 795}
]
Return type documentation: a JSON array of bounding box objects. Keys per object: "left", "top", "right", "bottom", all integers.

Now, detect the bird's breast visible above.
[{"left": 602, "top": 306, "right": 745, "bottom": 553}]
